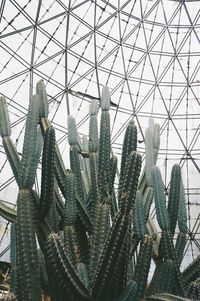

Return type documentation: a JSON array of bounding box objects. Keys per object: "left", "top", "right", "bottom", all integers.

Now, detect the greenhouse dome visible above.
[{"left": 0, "top": 0, "right": 199, "bottom": 300}]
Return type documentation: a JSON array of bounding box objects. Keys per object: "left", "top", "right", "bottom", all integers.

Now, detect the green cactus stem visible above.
[
  {"left": 133, "top": 190, "right": 146, "bottom": 240},
  {"left": 0, "top": 95, "right": 11, "bottom": 137},
  {"left": 64, "top": 170, "right": 77, "bottom": 225},
  {"left": 109, "top": 223, "right": 131, "bottom": 299},
  {"left": 159, "top": 259, "right": 175, "bottom": 294},
  {"left": 10, "top": 223, "right": 17, "bottom": 295},
  {"left": 175, "top": 233, "right": 187, "bottom": 267},
  {"left": 120, "top": 119, "right": 137, "bottom": 181},
  {"left": 17, "top": 189, "right": 41, "bottom": 300},
  {"left": 178, "top": 179, "right": 187, "bottom": 234},
  {"left": 145, "top": 128, "right": 155, "bottom": 186},
  {"left": 89, "top": 100, "right": 98, "bottom": 153},
  {"left": 167, "top": 164, "right": 181, "bottom": 237},
  {"left": 63, "top": 225, "right": 82, "bottom": 266},
  {"left": 36, "top": 79, "right": 49, "bottom": 118},
  {"left": 39, "top": 127, "right": 55, "bottom": 219},
  {"left": 118, "top": 151, "right": 142, "bottom": 213},
  {"left": 133, "top": 235, "right": 153, "bottom": 301},
  {"left": 44, "top": 233, "right": 91, "bottom": 300},
  {"left": 92, "top": 211, "right": 131, "bottom": 301},
  {"left": 19, "top": 95, "right": 40, "bottom": 189},
  {"left": 98, "top": 110, "right": 110, "bottom": 201},
  {"left": 2, "top": 137, "right": 20, "bottom": 184},
  {"left": 151, "top": 166, "right": 169, "bottom": 231},
  {"left": 89, "top": 203, "right": 110, "bottom": 279}
]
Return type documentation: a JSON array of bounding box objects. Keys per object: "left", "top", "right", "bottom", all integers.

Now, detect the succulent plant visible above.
[{"left": 0, "top": 82, "right": 196, "bottom": 301}]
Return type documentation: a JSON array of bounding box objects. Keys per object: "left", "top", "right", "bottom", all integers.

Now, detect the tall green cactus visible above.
[{"left": 0, "top": 81, "right": 195, "bottom": 301}]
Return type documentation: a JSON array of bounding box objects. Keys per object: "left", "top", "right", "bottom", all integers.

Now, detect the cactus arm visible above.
[
  {"left": 36, "top": 79, "right": 49, "bottom": 118},
  {"left": 89, "top": 101, "right": 98, "bottom": 153},
  {"left": 175, "top": 233, "right": 187, "bottom": 267},
  {"left": 89, "top": 152, "right": 100, "bottom": 215},
  {"left": 76, "top": 194, "right": 93, "bottom": 232},
  {"left": 159, "top": 259, "right": 175, "bottom": 294},
  {"left": 92, "top": 211, "right": 131, "bottom": 300},
  {"left": 153, "top": 123, "right": 161, "bottom": 151},
  {"left": 143, "top": 186, "right": 153, "bottom": 223},
  {"left": 63, "top": 225, "right": 82, "bottom": 265},
  {"left": 109, "top": 224, "right": 131, "bottom": 299},
  {"left": 70, "top": 145, "right": 85, "bottom": 201},
  {"left": 101, "top": 86, "right": 110, "bottom": 111},
  {"left": 89, "top": 203, "right": 110, "bottom": 279},
  {"left": 133, "top": 190, "right": 146, "bottom": 239},
  {"left": 0, "top": 200, "right": 17, "bottom": 222},
  {"left": 109, "top": 155, "right": 117, "bottom": 196},
  {"left": 17, "top": 189, "right": 41, "bottom": 300},
  {"left": 120, "top": 119, "right": 137, "bottom": 180},
  {"left": 145, "top": 128, "right": 155, "bottom": 186},
  {"left": 64, "top": 170, "right": 77, "bottom": 225},
  {"left": 39, "top": 127, "right": 55, "bottom": 219},
  {"left": 40, "top": 116, "right": 67, "bottom": 198},
  {"left": 133, "top": 236, "right": 153, "bottom": 301},
  {"left": 10, "top": 223, "right": 18, "bottom": 295},
  {"left": 44, "top": 233, "right": 91, "bottom": 300},
  {"left": 98, "top": 110, "right": 110, "bottom": 200},
  {"left": 2, "top": 137, "right": 21, "bottom": 184},
  {"left": 178, "top": 179, "right": 187, "bottom": 234},
  {"left": 148, "top": 260, "right": 165, "bottom": 296},
  {"left": 98, "top": 86, "right": 111, "bottom": 201},
  {"left": 63, "top": 171, "right": 82, "bottom": 265},
  {"left": 35, "top": 127, "right": 43, "bottom": 162},
  {"left": 160, "top": 230, "right": 186, "bottom": 296},
  {"left": 118, "top": 151, "right": 142, "bottom": 212},
  {"left": 0, "top": 96, "right": 11, "bottom": 137},
  {"left": 19, "top": 95, "right": 39, "bottom": 189},
  {"left": 53, "top": 180, "right": 65, "bottom": 218},
  {"left": 88, "top": 100, "right": 100, "bottom": 213},
  {"left": 110, "top": 189, "right": 118, "bottom": 221},
  {"left": 151, "top": 166, "right": 169, "bottom": 231},
  {"left": 167, "top": 164, "right": 181, "bottom": 237}
]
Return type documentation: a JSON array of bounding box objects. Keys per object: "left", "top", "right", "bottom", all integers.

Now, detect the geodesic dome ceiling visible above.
[{"left": 0, "top": 0, "right": 199, "bottom": 267}]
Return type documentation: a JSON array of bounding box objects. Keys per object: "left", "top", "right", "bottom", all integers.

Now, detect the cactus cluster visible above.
[{"left": 0, "top": 82, "right": 199, "bottom": 301}]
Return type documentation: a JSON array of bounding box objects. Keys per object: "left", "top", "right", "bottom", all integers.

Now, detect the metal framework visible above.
[{"left": 0, "top": 0, "right": 199, "bottom": 267}]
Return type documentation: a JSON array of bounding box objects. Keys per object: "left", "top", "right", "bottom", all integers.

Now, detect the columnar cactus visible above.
[{"left": 0, "top": 81, "right": 195, "bottom": 301}]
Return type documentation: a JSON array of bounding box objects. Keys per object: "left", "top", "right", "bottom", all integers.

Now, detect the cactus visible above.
[
  {"left": 2, "top": 137, "right": 20, "bottom": 184},
  {"left": 19, "top": 95, "right": 40, "bottom": 189},
  {"left": 36, "top": 79, "right": 49, "bottom": 118},
  {"left": 0, "top": 81, "right": 196, "bottom": 301},
  {"left": 0, "top": 95, "right": 11, "bottom": 137},
  {"left": 151, "top": 166, "right": 169, "bottom": 231},
  {"left": 17, "top": 189, "right": 41, "bottom": 300},
  {"left": 39, "top": 127, "right": 55, "bottom": 219},
  {"left": 167, "top": 164, "right": 181, "bottom": 237}
]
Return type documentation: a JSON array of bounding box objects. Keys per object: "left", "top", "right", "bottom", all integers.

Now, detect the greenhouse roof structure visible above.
[{"left": 0, "top": 0, "right": 199, "bottom": 270}]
